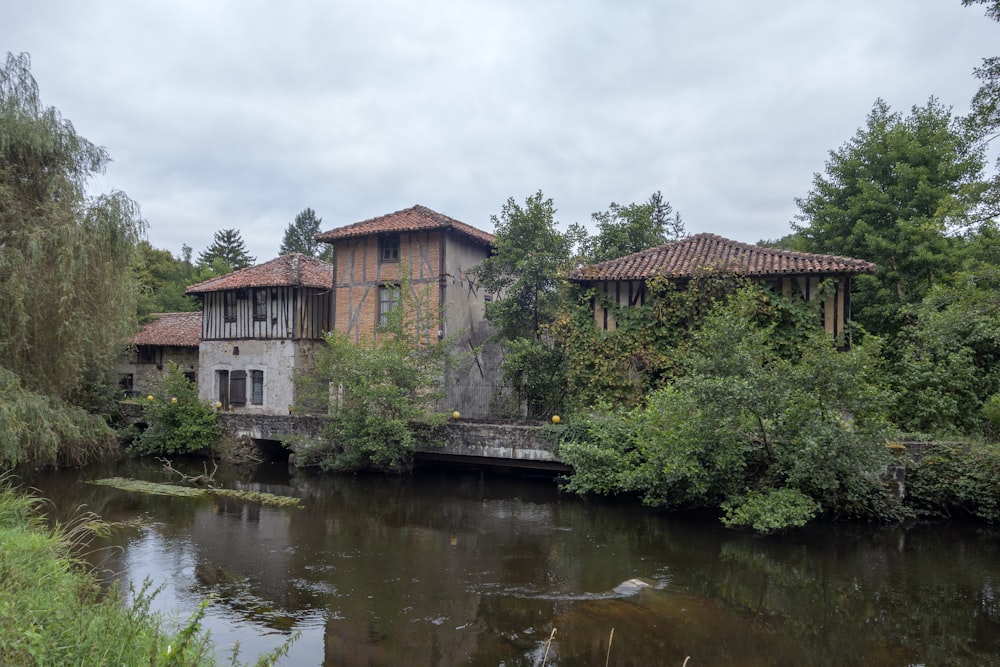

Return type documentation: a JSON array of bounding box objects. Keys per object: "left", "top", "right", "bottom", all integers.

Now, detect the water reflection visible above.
[{"left": 19, "top": 459, "right": 1000, "bottom": 666}]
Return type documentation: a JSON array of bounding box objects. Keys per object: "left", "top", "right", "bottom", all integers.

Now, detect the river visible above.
[{"left": 18, "top": 457, "right": 1000, "bottom": 666}]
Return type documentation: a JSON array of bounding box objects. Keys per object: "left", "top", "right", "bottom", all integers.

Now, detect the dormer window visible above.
[{"left": 380, "top": 234, "right": 400, "bottom": 263}]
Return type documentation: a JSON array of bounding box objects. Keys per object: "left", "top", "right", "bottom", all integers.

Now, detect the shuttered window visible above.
[{"left": 230, "top": 370, "right": 246, "bottom": 405}]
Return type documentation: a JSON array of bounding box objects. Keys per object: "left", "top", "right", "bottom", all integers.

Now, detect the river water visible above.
[{"left": 18, "top": 457, "right": 1000, "bottom": 666}]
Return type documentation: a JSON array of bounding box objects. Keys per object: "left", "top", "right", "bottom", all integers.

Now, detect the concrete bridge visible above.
[{"left": 216, "top": 413, "right": 571, "bottom": 472}]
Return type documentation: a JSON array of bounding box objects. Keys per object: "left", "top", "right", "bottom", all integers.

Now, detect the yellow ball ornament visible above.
[
  {"left": 452, "top": 411, "right": 461, "bottom": 419},
  {"left": 146, "top": 395, "right": 154, "bottom": 401},
  {"left": 551, "top": 415, "right": 561, "bottom": 424}
]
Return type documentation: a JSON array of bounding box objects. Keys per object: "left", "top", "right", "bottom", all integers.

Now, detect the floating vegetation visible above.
[
  {"left": 89, "top": 478, "right": 303, "bottom": 508},
  {"left": 211, "top": 488, "right": 304, "bottom": 509},
  {"left": 89, "top": 477, "right": 207, "bottom": 497}
]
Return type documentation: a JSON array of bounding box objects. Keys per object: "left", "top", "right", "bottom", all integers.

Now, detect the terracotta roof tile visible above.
[
  {"left": 186, "top": 254, "right": 333, "bottom": 295},
  {"left": 315, "top": 205, "right": 495, "bottom": 247},
  {"left": 568, "top": 233, "right": 878, "bottom": 282},
  {"left": 132, "top": 312, "right": 201, "bottom": 347}
]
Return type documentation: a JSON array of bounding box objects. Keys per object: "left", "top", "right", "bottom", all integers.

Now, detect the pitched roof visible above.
[
  {"left": 185, "top": 254, "right": 333, "bottom": 295},
  {"left": 568, "top": 233, "right": 878, "bottom": 282},
  {"left": 315, "top": 204, "right": 495, "bottom": 247},
  {"left": 132, "top": 312, "right": 201, "bottom": 347}
]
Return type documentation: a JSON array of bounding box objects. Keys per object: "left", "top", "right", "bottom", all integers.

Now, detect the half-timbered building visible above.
[
  {"left": 116, "top": 311, "right": 201, "bottom": 397},
  {"left": 315, "top": 204, "right": 495, "bottom": 343},
  {"left": 185, "top": 254, "right": 333, "bottom": 414},
  {"left": 568, "top": 233, "right": 877, "bottom": 343},
  {"left": 316, "top": 205, "right": 501, "bottom": 415}
]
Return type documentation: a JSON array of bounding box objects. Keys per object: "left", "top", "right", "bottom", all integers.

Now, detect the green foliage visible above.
[
  {"left": 474, "top": 191, "right": 573, "bottom": 341},
  {"left": 197, "top": 228, "right": 255, "bottom": 271},
  {"left": 294, "top": 276, "right": 446, "bottom": 472},
  {"left": 887, "top": 263, "right": 1000, "bottom": 436},
  {"left": 0, "top": 368, "right": 118, "bottom": 470},
  {"left": 134, "top": 241, "right": 201, "bottom": 319},
  {"left": 279, "top": 207, "right": 330, "bottom": 260},
  {"left": 557, "top": 288, "right": 904, "bottom": 532},
  {"left": 0, "top": 52, "right": 144, "bottom": 402},
  {"left": 793, "top": 97, "right": 986, "bottom": 335},
  {"left": 554, "top": 275, "right": 818, "bottom": 411},
  {"left": 721, "top": 488, "right": 820, "bottom": 534},
  {"left": 132, "top": 362, "right": 221, "bottom": 456},
  {"left": 904, "top": 442, "right": 1000, "bottom": 522},
  {"left": 0, "top": 481, "right": 289, "bottom": 666},
  {"left": 472, "top": 191, "right": 576, "bottom": 410},
  {"left": 576, "top": 191, "right": 685, "bottom": 263}
]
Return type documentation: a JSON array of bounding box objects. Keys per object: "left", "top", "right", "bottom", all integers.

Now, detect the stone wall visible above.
[{"left": 214, "top": 413, "right": 566, "bottom": 471}]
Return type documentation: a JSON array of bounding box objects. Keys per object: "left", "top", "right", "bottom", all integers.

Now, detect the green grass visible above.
[{"left": 0, "top": 479, "right": 291, "bottom": 666}]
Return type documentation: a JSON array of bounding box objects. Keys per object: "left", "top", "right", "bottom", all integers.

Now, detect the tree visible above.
[
  {"left": 197, "top": 228, "right": 255, "bottom": 270},
  {"left": 962, "top": 0, "right": 1000, "bottom": 226},
  {"left": 578, "top": 191, "right": 685, "bottom": 263},
  {"left": 472, "top": 192, "right": 575, "bottom": 412},
  {"left": 0, "top": 52, "right": 144, "bottom": 402},
  {"left": 279, "top": 207, "right": 330, "bottom": 259},
  {"left": 293, "top": 274, "right": 446, "bottom": 471},
  {"left": 134, "top": 241, "right": 200, "bottom": 319},
  {"left": 557, "top": 287, "right": 903, "bottom": 533},
  {"left": 792, "top": 98, "right": 987, "bottom": 334}
]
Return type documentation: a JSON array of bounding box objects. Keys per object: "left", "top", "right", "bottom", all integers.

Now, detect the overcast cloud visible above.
[{"left": 5, "top": 1, "right": 997, "bottom": 261}]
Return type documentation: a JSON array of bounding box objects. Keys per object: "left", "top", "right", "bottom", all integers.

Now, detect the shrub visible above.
[
  {"left": 131, "top": 362, "right": 220, "bottom": 456},
  {"left": 904, "top": 442, "right": 1000, "bottom": 522},
  {"left": 721, "top": 488, "right": 821, "bottom": 533},
  {"left": 294, "top": 275, "right": 446, "bottom": 472}
]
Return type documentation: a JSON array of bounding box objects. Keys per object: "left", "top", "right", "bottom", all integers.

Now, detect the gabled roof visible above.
[
  {"left": 132, "top": 312, "right": 201, "bottom": 347},
  {"left": 568, "top": 233, "right": 878, "bottom": 282},
  {"left": 185, "top": 254, "right": 333, "bottom": 295},
  {"left": 315, "top": 204, "right": 495, "bottom": 247}
]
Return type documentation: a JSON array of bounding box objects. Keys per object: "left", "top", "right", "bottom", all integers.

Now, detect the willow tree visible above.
[{"left": 0, "top": 52, "right": 144, "bottom": 403}]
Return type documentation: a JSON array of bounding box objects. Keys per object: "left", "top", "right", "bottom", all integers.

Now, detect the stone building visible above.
[
  {"left": 184, "top": 254, "right": 333, "bottom": 415},
  {"left": 117, "top": 311, "right": 201, "bottom": 397}
]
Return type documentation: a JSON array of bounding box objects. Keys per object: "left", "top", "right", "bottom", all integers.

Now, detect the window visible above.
[
  {"left": 253, "top": 289, "right": 267, "bottom": 321},
  {"left": 379, "top": 234, "right": 399, "bottom": 263},
  {"left": 136, "top": 346, "right": 158, "bottom": 365},
  {"left": 224, "top": 292, "right": 237, "bottom": 322},
  {"left": 251, "top": 370, "right": 264, "bottom": 405},
  {"left": 379, "top": 285, "right": 400, "bottom": 326},
  {"left": 118, "top": 374, "right": 134, "bottom": 397}
]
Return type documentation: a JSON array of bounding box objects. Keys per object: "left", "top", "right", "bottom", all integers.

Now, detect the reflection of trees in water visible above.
[
  {"left": 21, "top": 462, "right": 1000, "bottom": 665},
  {"left": 675, "top": 524, "right": 1000, "bottom": 666}
]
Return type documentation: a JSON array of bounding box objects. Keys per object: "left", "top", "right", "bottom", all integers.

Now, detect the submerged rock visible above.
[{"left": 612, "top": 577, "right": 655, "bottom": 597}]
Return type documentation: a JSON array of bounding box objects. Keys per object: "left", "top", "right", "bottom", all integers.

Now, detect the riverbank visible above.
[{"left": 0, "top": 480, "right": 284, "bottom": 666}]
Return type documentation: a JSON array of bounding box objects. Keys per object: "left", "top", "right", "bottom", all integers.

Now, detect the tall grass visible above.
[{"left": 0, "top": 479, "right": 289, "bottom": 666}]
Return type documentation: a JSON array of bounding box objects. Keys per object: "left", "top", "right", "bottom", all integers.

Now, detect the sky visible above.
[{"left": 5, "top": 1, "right": 997, "bottom": 262}]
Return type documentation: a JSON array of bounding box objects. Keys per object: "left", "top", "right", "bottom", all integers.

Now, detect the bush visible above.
[
  {"left": 294, "top": 276, "right": 446, "bottom": 472},
  {"left": 904, "top": 442, "right": 1000, "bottom": 522},
  {"left": 131, "top": 362, "right": 221, "bottom": 456},
  {"left": 721, "top": 488, "right": 821, "bottom": 533},
  {"left": 557, "top": 287, "right": 904, "bottom": 532}
]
